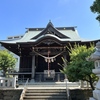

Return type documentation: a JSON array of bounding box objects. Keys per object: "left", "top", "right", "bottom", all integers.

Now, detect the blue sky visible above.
[{"left": 0, "top": 0, "right": 99, "bottom": 40}]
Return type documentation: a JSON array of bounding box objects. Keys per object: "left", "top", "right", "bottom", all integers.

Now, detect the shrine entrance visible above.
[{"left": 33, "top": 46, "right": 65, "bottom": 82}]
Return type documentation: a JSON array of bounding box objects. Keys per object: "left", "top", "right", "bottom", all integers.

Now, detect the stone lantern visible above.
[{"left": 89, "top": 42, "right": 100, "bottom": 100}]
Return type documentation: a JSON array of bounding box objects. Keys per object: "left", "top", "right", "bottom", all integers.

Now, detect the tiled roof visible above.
[{"left": 0, "top": 22, "right": 94, "bottom": 44}]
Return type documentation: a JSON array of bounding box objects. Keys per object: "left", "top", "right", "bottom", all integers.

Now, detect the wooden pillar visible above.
[
  {"left": 31, "top": 55, "right": 35, "bottom": 80},
  {"left": 63, "top": 54, "right": 68, "bottom": 81}
]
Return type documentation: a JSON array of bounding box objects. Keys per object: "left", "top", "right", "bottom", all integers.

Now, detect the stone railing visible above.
[{"left": 0, "top": 77, "right": 16, "bottom": 88}]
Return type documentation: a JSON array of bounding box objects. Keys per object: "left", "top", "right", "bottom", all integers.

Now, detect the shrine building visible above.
[{"left": 0, "top": 22, "right": 99, "bottom": 82}]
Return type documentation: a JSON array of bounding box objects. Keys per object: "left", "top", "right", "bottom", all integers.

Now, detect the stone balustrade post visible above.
[
  {"left": 7, "top": 79, "right": 10, "bottom": 87},
  {"left": 57, "top": 73, "right": 60, "bottom": 82},
  {"left": 0, "top": 79, "right": 1, "bottom": 86},
  {"left": 12, "top": 77, "right": 16, "bottom": 88},
  {"left": 3, "top": 80, "right": 5, "bottom": 87}
]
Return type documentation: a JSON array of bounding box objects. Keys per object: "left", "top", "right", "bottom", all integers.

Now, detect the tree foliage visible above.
[
  {"left": 0, "top": 50, "right": 16, "bottom": 77},
  {"left": 61, "top": 44, "right": 98, "bottom": 90},
  {"left": 90, "top": 0, "right": 100, "bottom": 22}
]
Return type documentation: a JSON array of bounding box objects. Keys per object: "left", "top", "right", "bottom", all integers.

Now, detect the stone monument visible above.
[{"left": 89, "top": 41, "right": 100, "bottom": 100}]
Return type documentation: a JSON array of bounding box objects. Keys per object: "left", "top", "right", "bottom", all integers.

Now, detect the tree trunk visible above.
[
  {"left": 3, "top": 71, "right": 6, "bottom": 77},
  {"left": 88, "top": 75, "right": 94, "bottom": 90}
]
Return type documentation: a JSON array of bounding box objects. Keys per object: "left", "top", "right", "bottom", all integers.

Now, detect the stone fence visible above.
[{"left": 0, "top": 77, "right": 16, "bottom": 88}]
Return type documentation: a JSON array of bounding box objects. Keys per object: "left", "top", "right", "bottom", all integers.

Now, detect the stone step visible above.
[
  {"left": 25, "top": 92, "right": 66, "bottom": 96},
  {"left": 26, "top": 89, "right": 66, "bottom": 93},
  {"left": 27, "top": 84, "right": 66, "bottom": 87},
  {"left": 19, "top": 82, "right": 80, "bottom": 88},
  {"left": 23, "top": 98, "right": 67, "bottom": 100},
  {"left": 23, "top": 88, "right": 67, "bottom": 100},
  {"left": 23, "top": 95, "right": 67, "bottom": 99}
]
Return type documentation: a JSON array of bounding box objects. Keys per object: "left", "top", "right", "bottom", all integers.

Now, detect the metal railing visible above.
[
  {"left": 23, "top": 78, "right": 29, "bottom": 88},
  {"left": 35, "top": 72, "right": 65, "bottom": 82},
  {"left": 19, "top": 78, "right": 29, "bottom": 100}
]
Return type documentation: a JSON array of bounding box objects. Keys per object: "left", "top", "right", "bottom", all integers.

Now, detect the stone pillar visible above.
[
  {"left": 31, "top": 55, "right": 35, "bottom": 82},
  {"left": 12, "top": 77, "right": 16, "bottom": 88},
  {"left": 7, "top": 79, "right": 10, "bottom": 87},
  {"left": 0, "top": 79, "right": 1, "bottom": 86},
  {"left": 80, "top": 80, "right": 84, "bottom": 88},
  {"left": 3, "top": 80, "right": 5, "bottom": 87},
  {"left": 91, "top": 67, "right": 100, "bottom": 100},
  {"left": 57, "top": 73, "right": 60, "bottom": 82}
]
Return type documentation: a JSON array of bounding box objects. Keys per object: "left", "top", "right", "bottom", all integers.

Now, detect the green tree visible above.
[
  {"left": 90, "top": 0, "right": 100, "bottom": 22},
  {"left": 0, "top": 50, "right": 16, "bottom": 77},
  {"left": 61, "top": 44, "right": 98, "bottom": 90}
]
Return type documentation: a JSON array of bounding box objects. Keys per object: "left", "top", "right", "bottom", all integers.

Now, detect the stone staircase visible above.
[
  {"left": 19, "top": 81, "right": 80, "bottom": 100},
  {"left": 23, "top": 88, "right": 67, "bottom": 100}
]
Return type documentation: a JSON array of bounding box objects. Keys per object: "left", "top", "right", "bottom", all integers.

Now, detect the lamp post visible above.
[{"left": 89, "top": 42, "right": 100, "bottom": 100}]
